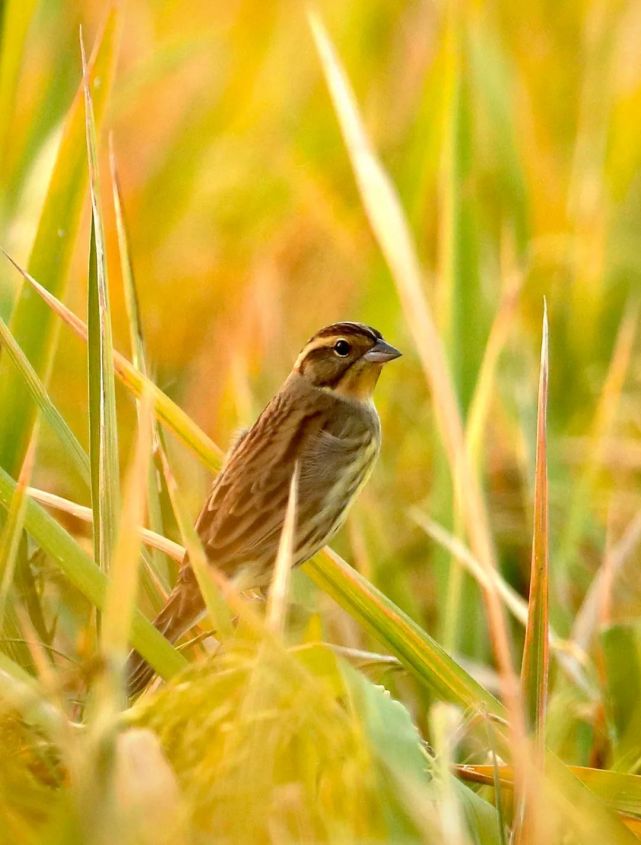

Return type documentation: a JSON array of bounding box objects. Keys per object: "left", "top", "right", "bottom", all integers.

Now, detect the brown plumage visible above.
[{"left": 127, "top": 322, "right": 401, "bottom": 694}]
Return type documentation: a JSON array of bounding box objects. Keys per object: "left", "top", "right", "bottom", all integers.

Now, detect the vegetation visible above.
[{"left": 1, "top": 1, "right": 641, "bottom": 842}]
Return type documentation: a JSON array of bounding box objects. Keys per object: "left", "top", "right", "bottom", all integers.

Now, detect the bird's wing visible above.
[{"left": 195, "top": 392, "right": 331, "bottom": 573}]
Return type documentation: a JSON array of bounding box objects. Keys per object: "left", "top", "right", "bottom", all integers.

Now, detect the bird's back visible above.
[{"left": 195, "top": 372, "right": 380, "bottom": 587}]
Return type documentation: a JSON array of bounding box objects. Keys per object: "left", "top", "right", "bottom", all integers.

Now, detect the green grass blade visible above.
[
  {"left": 521, "top": 303, "right": 550, "bottom": 744},
  {"left": 101, "top": 397, "right": 152, "bottom": 668},
  {"left": 109, "top": 138, "right": 169, "bottom": 585},
  {"left": 0, "top": 9, "right": 121, "bottom": 475},
  {"left": 25, "top": 486, "right": 184, "bottom": 562},
  {"left": 0, "top": 464, "right": 186, "bottom": 681},
  {"left": 82, "top": 29, "right": 120, "bottom": 575},
  {"left": 1, "top": 249, "right": 223, "bottom": 473},
  {"left": 306, "top": 547, "right": 504, "bottom": 719},
  {"left": 600, "top": 624, "right": 641, "bottom": 772},
  {"left": 0, "top": 0, "right": 38, "bottom": 194},
  {"left": 0, "top": 315, "right": 90, "bottom": 486},
  {"left": 440, "top": 22, "right": 484, "bottom": 655}
]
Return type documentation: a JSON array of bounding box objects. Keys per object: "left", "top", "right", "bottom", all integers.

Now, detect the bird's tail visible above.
[{"left": 126, "top": 567, "right": 204, "bottom": 697}]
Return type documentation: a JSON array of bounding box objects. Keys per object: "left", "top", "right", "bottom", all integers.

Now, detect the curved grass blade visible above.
[
  {"left": 0, "top": 465, "right": 186, "bottom": 681},
  {"left": 0, "top": 315, "right": 90, "bottom": 486},
  {"left": 305, "top": 547, "right": 504, "bottom": 719},
  {"left": 0, "top": 9, "right": 121, "bottom": 475},
  {"left": 456, "top": 764, "right": 641, "bottom": 828},
  {"left": 521, "top": 303, "right": 550, "bottom": 745},
  {"left": 26, "top": 487, "right": 183, "bottom": 562},
  {"left": 0, "top": 249, "right": 223, "bottom": 473},
  {"left": 82, "top": 32, "right": 120, "bottom": 576},
  {"left": 308, "top": 11, "right": 521, "bottom": 730}
]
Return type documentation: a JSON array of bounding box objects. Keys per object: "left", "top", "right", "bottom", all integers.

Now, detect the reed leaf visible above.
[
  {"left": 0, "top": 464, "right": 186, "bottom": 680},
  {"left": 0, "top": 10, "right": 121, "bottom": 474}
]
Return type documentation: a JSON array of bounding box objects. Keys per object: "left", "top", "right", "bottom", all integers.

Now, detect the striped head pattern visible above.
[{"left": 294, "top": 322, "right": 401, "bottom": 400}]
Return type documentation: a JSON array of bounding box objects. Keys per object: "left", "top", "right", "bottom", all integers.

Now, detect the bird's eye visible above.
[{"left": 334, "top": 339, "right": 351, "bottom": 357}]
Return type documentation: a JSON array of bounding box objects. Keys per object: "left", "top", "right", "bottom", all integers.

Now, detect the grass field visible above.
[{"left": 2, "top": 1, "right": 641, "bottom": 842}]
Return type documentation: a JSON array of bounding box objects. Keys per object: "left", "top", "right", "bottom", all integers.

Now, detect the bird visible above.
[{"left": 127, "top": 322, "right": 401, "bottom": 694}]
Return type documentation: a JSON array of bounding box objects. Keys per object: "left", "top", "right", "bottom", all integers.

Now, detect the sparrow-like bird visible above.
[{"left": 127, "top": 322, "right": 401, "bottom": 694}]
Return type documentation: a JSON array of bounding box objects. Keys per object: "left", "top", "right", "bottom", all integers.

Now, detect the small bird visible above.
[{"left": 127, "top": 322, "right": 401, "bottom": 694}]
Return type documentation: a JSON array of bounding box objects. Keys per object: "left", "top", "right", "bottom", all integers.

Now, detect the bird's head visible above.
[{"left": 294, "top": 322, "right": 401, "bottom": 400}]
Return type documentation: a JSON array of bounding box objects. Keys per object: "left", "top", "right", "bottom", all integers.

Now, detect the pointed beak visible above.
[{"left": 363, "top": 338, "right": 402, "bottom": 364}]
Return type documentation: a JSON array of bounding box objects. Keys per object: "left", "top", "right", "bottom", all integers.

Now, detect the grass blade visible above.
[
  {"left": 265, "top": 463, "right": 298, "bottom": 636},
  {"left": 109, "top": 138, "right": 170, "bottom": 584},
  {"left": 82, "top": 32, "right": 120, "bottom": 575},
  {"left": 521, "top": 303, "right": 550, "bottom": 744},
  {"left": 0, "top": 0, "right": 38, "bottom": 192},
  {"left": 26, "top": 486, "right": 183, "bottom": 562},
  {"left": 0, "top": 464, "right": 186, "bottom": 681},
  {"left": 157, "top": 435, "right": 234, "bottom": 640},
  {"left": 0, "top": 428, "right": 38, "bottom": 670},
  {"left": 0, "top": 9, "right": 121, "bottom": 474},
  {"left": 0, "top": 315, "right": 90, "bottom": 486},
  {"left": 308, "top": 10, "right": 524, "bottom": 755},
  {"left": 101, "top": 396, "right": 153, "bottom": 662},
  {"left": 306, "top": 547, "right": 504, "bottom": 719},
  {"left": 456, "top": 764, "right": 641, "bottom": 825},
  {"left": 1, "top": 249, "right": 223, "bottom": 472},
  {"left": 0, "top": 430, "right": 37, "bottom": 625}
]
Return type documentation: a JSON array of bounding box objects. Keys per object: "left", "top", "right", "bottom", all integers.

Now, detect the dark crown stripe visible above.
[{"left": 312, "top": 322, "right": 381, "bottom": 342}]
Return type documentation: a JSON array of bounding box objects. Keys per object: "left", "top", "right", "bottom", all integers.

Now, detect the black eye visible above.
[{"left": 334, "top": 339, "right": 351, "bottom": 357}]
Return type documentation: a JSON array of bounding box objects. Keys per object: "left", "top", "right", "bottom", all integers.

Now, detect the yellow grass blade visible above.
[
  {"left": 157, "top": 436, "right": 234, "bottom": 640},
  {"left": 521, "top": 303, "right": 550, "bottom": 744},
  {"left": 265, "top": 463, "right": 298, "bottom": 636},
  {"left": 0, "top": 465, "right": 186, "bottom": 681},
  {"left": 101, "top": 396, "right": 153, "bottom": 661},
  {"left": 26, "top": 487, "right": 183, "bottom": 562},
  {"left": 308, "top": 8, "right": 522, "bottom": 735},
  {"left": 0, "top": 249, "right": 223, "bottom": 472}
]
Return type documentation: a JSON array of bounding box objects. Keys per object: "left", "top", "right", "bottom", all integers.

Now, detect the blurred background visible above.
[{"left": 1, "top": 0, "right": 641, "bottom": 692}]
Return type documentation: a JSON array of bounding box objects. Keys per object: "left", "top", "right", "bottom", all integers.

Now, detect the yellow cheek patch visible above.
[{"left": 333, "top": 363, "right": 382, "bottom": 400}]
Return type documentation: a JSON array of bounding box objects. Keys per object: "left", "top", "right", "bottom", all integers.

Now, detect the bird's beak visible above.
[{"left": 363, "top": 339, "right": 402, "bottom": 364}]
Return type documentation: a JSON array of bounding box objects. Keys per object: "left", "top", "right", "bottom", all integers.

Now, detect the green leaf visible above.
[
  {"left": 0, "top": 9, "right": 121, "bottom": 475},
  {"left": 0, "top": 464, "right": 187, "bottom": 681}
]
